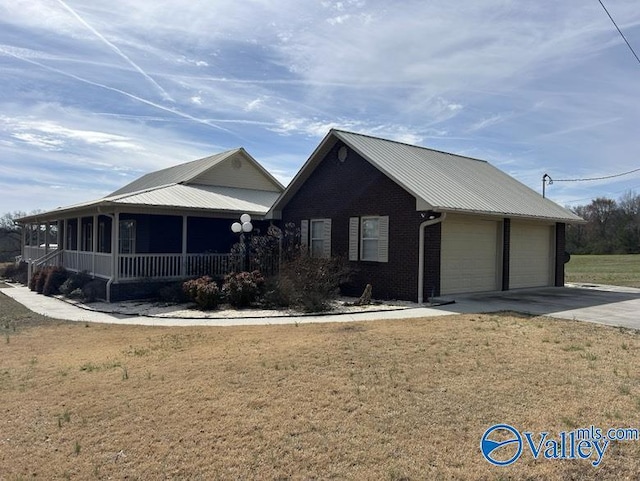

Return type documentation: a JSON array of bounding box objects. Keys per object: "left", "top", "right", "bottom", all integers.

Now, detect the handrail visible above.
[{"left": 34, "top": 248, "right": 63, "bottom": 268}]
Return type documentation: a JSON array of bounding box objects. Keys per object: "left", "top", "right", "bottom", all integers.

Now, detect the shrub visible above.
[
  {"left": 222, "top": 270, "right": 265, "bottom": 308},
  {"left": 0, "top": 261, "right": 28, "bottom": 285},
  {"left": 42, "top": 266, "right": 69, "bottom": 296},
  {"left": 260, "top": 275, "right": 294, "bottom": 309},
  {"left": 182, "top": 276, "right": 221, "bottom": 310},
  {"left": 29, "top": 270, "right": 39, "bottom": 291},
  {"left": 59, "top": 272, "right": 92, "bottom": 297},
  {"left": 35, "top": 269, "right": 47, "bottom": 294},
  {"left": 278, "top": 252, "right": 352, "bottom": 312}
]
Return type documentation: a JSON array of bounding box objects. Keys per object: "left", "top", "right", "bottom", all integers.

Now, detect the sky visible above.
[{"left": 1, "top": 0, "right": 640, "bottom": 215}]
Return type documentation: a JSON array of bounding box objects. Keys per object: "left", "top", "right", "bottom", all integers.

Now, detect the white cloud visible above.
[{"left": 2, "top": 0, "right": 640, "bottom": 212}]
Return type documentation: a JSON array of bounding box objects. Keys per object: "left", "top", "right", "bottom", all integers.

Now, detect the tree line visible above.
[{"left": 566, "top": 191, "right": 640, "bottom": 255}]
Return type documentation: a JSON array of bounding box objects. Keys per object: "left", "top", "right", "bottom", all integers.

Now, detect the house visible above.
[
  {"left": 18, "top": 148, "right": 284, "bottom": 301},
  {"left": 267, "top": 129, "right": 583, "bottom": 303}
]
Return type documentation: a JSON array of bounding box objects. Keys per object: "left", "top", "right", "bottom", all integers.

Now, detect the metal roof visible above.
[
  {"left": 109, "top": 147, "right": 283, "bottom": 196},
  {"left": 111, "top": 184, "right": 280, "bottom": 215},
  {"left": 17, "top": 149, "right": 284, "bottom": 223},
  {"left": 270, "top": 129, "right": 583, "bottom": 223},
  {"left": 109, "top": 149, "right": 237, "bottom": 196}
]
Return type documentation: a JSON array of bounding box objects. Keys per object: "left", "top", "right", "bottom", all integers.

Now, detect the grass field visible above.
[
  {"left": 2, "top": 290, "right": 640, "bottom": 479},
  {"left": 565, "top": 254, "right": 640, "bottom": 288}
]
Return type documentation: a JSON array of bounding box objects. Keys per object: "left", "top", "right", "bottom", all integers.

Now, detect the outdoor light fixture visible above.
[{"left": 231, "top": 214, "right": 253, "bottom": 234}]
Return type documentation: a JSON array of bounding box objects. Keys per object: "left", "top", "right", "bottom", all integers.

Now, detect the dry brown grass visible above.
[{"left": 1, "top": 290, "right": 640, "bottom": 480}]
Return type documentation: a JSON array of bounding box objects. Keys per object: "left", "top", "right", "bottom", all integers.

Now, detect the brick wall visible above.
[{"left": 281, "top": 140, "right": 432, "bottom": 301}]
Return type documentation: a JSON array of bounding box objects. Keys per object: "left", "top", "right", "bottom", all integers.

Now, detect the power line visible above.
[
  {"left": 598, "top": 0, "right": 640, "bottom": 66},
  {"left": 542, "top": 167, "right": 640, "bottom": 197},
  {"left": 547, "top": 166, "right": 640, "bottom": 183}
]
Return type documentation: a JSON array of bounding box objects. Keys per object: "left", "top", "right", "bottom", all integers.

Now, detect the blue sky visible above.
[{"left": 1, "top": 0, "right": 640, "bottom": 214}]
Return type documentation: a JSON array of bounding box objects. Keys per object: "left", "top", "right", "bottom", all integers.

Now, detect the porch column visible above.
[
  {"left": 112, "top": 212, "right": 120, "bottom": 282},
  {"left": 77, "top": 216, "right": 82, "bottom": 268},
  {"left": 56, "top": 221, "right": 62, "bottom": 249},
  {"left": 181, "top": 215, "right": 188, "bottom": 277},
  {"left": 45, "top": 223, "right": 50, "bottom": 255},
  {"left": 92, "top": 214, "right": 98, "bottom": 275}
]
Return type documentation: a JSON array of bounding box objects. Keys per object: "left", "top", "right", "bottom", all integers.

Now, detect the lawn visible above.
[
  {"left": 2, "top": 290, "right": 640, "bottom": 479},
  {"left": 565, "top": 254, "right": 640, "bottom": 288}
]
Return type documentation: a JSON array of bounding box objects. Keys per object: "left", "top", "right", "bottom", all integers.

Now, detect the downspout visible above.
[{"left": 417, "top": 212, "right": 447, "bottom": 304}]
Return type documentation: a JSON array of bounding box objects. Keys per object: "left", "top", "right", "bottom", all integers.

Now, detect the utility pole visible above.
[{"left": 542, "top": 173, "right": 552, "bottom": 198}]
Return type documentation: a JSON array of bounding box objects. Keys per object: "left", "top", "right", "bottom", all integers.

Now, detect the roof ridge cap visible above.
[{"left": 332, "top": 129, "right": 489, "bottom": 164}]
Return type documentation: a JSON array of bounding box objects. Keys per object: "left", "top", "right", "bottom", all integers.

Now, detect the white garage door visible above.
[
  {"left": 441, "top": 217, "right": 499, "bottom": 295},
  {"left": 510, "top": 222, "right": 553, "bottom": 289}
]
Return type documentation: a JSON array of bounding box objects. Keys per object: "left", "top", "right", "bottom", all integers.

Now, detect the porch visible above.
[
  {"left": 20, "top": 211, "right": 278, "bottom": 301},
  {"left": 23, "top": 246, "right": 244, "bottom": 280}
]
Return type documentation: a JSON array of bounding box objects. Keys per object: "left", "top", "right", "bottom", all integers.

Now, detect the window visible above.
[
  {"left": 310, "top": 220, "right": 324, "bottom": 257},
  {"left": 119, "top": 220, "right": 136, "bottom": 254},
  {"left": 361, "top": 217, "right": 379, "bottom": 261},
  {"left": 301, "top": 219, "right": 331, "bottom": 258},
  {"left": 82, "top": 222, "right": 93, "bottom": 252},
  {"left": 98, "top": 221, "right": 110, "bottom": 253},
  {"left": 349, "top": 216, "right": 389, "bottom": 262}
]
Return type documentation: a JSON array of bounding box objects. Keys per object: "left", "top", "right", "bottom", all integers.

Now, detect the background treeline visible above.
[
  {"left": 0, "top": 211, "right": 27, "bottom": 262},
  {"left": 566, "top": 191, "right": 640, "bottom": 255}
]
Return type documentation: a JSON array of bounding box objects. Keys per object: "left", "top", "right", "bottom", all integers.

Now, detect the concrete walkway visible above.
[
  {"left": 0, "top": 285, "right": 453, "bottom": 326},
  {"left": 2, "top": 283, "right": 640, "bottom": 329}
]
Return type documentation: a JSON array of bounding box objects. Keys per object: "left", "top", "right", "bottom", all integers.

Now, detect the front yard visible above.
[
  {"left": 1, "top": 290, "right": 640, "bottom": 479},
  {"left": 565, "top": 254, "right": 640, "bottom": 288}
]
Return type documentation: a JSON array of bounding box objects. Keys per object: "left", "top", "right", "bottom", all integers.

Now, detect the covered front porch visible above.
[{"left": 21, "top": 211, "right": 271, "bottom": 301}]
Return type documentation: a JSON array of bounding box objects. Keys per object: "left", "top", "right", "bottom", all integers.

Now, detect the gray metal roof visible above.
[
  {"left": 270, "top": 129, "right": 583, "bottom": 223},
  {"left": 111, "top": 184, "right": 280, "bottom": 215},
  {"left": 17, "top": 149, "right": 284, "bottom": 223}
]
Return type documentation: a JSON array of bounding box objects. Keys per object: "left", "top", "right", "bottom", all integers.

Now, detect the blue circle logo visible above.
[{"left": 481, "top": 424, "right": 523, "bottom": 466}]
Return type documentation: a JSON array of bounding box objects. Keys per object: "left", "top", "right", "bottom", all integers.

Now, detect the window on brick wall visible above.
[
  {"left": 300, "top": 219, "right": 332, "bottom": 258},
  {"left": 349, "top": 216, "right": 389, "bottom": 262}
]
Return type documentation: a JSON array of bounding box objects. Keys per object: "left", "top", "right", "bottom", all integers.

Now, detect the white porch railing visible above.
[
  {"left": 24, "top": 246, "right": 47, "bottom": 260},
  {"left": 118, "top": 253, "right": 243, "bottom": 280},
  {"left": 63, "top": 251, "right": 112, "bottom": 279},
  {"left": 25, "top": 250, "right": 244, "bottom": 281}
]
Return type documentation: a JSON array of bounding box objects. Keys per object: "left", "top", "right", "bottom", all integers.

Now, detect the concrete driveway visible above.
[{"left": 436, "top": 284, "right": 640, "bottom": 330}]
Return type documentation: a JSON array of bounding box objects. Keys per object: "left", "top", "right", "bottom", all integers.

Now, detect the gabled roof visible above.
[
  {"left": 111, "top": 148, "right": 283, "bottom": 196},
  {"left": 18, "top": 148, "right": 284, "bottom": 223},
  {"left": 269, "top": 129, "right": 583, "bottom": 223}
]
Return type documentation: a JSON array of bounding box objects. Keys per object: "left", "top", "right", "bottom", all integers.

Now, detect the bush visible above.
[
  {"left": 29, "top": 270, "right": 39, "bottom": 291},
  {"left": 183, "top": 276, "right": 221, "bottom": 310},
  {"left": 35, "top": 269, "right": 47, "bottom": 294},
  {"left": 59, "top": 272, "right": 92, "bottom": 297},
  {"left": 260, "top": 275, "right": 294, "bottom": 309},
  {"left": 42, "top": 266, "right": 69, "bottom": 296},
  {"left": 277, "top": 253, "right": 352, "bottom": 312},
  {"left": 1, "top": 261, "right": 28, "bottom": 285},
  {"left": 222, "top": 271, "right": 265, "bottom": 308}
]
